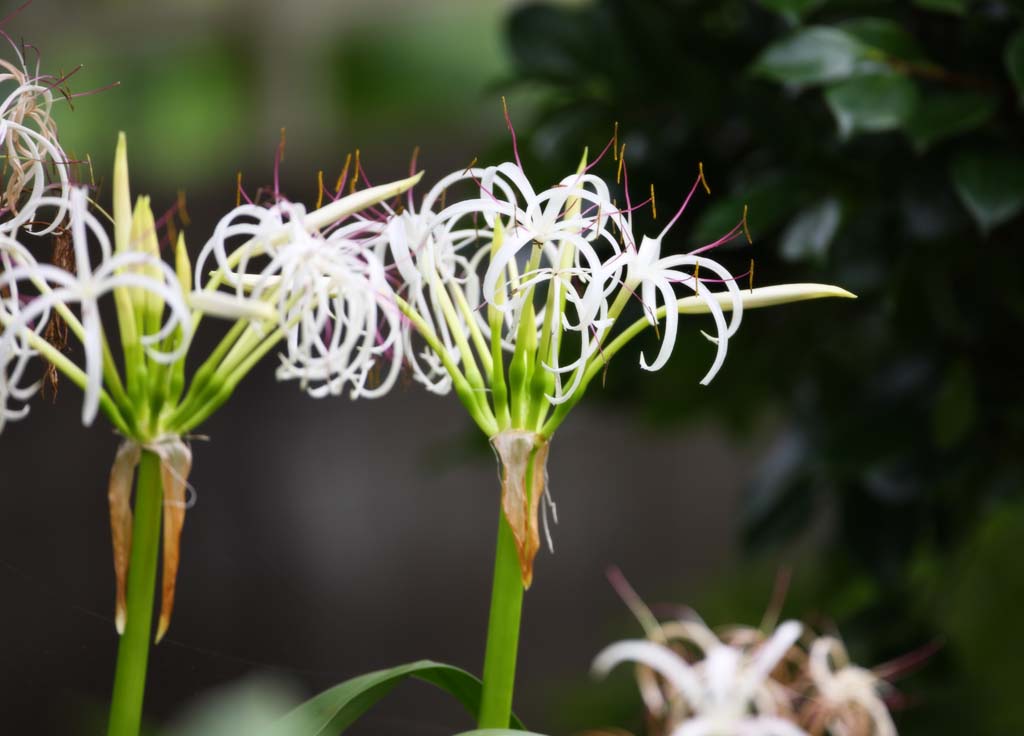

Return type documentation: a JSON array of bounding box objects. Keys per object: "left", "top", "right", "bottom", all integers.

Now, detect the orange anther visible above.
[{"left": 698, "top": 162, "right": 710, "bottom": 194}]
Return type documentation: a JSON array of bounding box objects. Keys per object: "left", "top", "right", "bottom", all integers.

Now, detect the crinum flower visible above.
[
  {"left": 0, "top": 36, "right": 75, "bottom": 233},
  {"left": 1, "top": 132, "right": 421, "bottom": 641},
  {"left": 593, "top": 620, "right": 808, "bottom": 736},
  {"left": 384, "top": 137, "right": 854, "bottom": 587},
  {"left": 804, "top": 637, "right": 897, "bottom": 736}
]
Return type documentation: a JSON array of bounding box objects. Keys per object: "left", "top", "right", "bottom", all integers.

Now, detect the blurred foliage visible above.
[
  {"left": 503, "top": 0, "right": 1024, "bottom": 733},
  {"left": 51, "top": 38, "right": 255, "bottom": 186}
]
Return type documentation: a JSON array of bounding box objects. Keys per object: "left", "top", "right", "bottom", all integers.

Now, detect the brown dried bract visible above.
[
  {"left": 40, "top": 230, "right": 72, "bottom": 399},
  {"left": 107, "top": 441, "right": 141, "bottom": 635},
  {"left": 106, "top": 438, "right": 193, "bottom": 643},
  {"left": 155, "top": 439, "right": 192, "bottom": 644},
  {"left": 490, "top": 429, "right": 550, "bottom": 589}
]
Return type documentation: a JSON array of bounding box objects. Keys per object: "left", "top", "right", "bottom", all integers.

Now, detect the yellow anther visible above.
[
  {"left": 613, "top": 121, "right": 619, "bottom": 160},
  {"left": 350, "top": 149, "right": 361, "bottom": 194},
  {"left": 316, "top": 170, "right": 325, "bottom": 209},
  {"left": 463, "top": 156, "right": 478, "bottom": 175},
  {"left": 501, "top": 95, "right": 510, "bottom": 119},
  {"left": 616, "top": 143, "right": 626, "bottom": 185},
  {"left": 749, "top": 258, "right": 755, "bottom": 293},
  {"left": 177, "top": 190, "right": 191, "bottom": 226},
  {"left": 85, "top": 153, "right": 95, "bottom": 187},
  {"left": 698, "top": 162, "right": 711, "bottom": 194},
  {"left": 440, "top": 188, "right": 447, "bottom": 210},
  {"left": 650, "top": 183, "right": 657, "bottom": 219},
  {"left": 742, "top": 204, "right": 752, "bottom": 244},
  {"left": 693, "top": 262, "right": 700, "bottom": 288},
  {"left": 235, "top": 171, "right": 242, "bottom": 207},
  {"left": 335, "top": 153, "right": 352, "bottom": 194}
]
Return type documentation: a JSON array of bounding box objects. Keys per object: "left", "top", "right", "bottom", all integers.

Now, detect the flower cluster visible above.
[
  {"left": 592, "top": 578, "right": 901, "bottom": 736},
  {"left": 339, "top": 139, "right": 853, "bottom": 585}
]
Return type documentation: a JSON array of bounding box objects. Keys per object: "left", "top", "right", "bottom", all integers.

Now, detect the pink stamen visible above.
[
  {"left": 0, "top": 0, "right": 33, "bottom": 29},
  {"left": 407, "top": 146, "right": 420, "bottom": 211},
  {"left": 688, "top": 221, "right": 745, "bottom": 257},
  {"left": 501, "top": 96, "right": 524, "bottom": 172},
  {"left": 582, "top": 134, "right": 617, "bottom": 174},
  {"left": 272, "top": 128, "right": 285, "bottom": 201},
  {"left": 62, "top": 79, "right": 120, "bottom": 100},
  {"left": 661, "top": 169, "right": 707, "bottom": 239},
  {"left": 873, "top": 639, "right": 944, "bottom": 682}
]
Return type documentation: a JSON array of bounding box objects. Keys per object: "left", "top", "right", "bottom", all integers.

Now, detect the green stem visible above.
[
  {"left": 478, "top": 510, "right": 525, "bottom": 727},
  {"left": 107, "top": 451, "right": 163, "bottom": 736}
]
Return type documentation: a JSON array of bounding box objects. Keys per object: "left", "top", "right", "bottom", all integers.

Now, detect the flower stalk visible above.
[
  {"left": 107, "top": 450, "right": 163, "bottom": 736},
  {"left": 375, "top": 143, "right": 856, "bottom": 724},
  {"left": 478, "top": 510, "right": 527, "bottom": 728}
]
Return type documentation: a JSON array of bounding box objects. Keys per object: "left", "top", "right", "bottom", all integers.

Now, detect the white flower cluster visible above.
[
  {"left": 0, "top": 190, "right": 190, "bottom": 430},
  {"left": 593, "top": 612, "right": 898, "bottom": 736},
  {"left": 189, "top": 155, "right": 747, "bottom": 408},
  {"left": 371, "top": 157, "right": 746, "bottom": 405}
]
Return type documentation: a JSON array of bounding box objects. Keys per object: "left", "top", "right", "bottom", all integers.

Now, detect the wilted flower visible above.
[{"left": 591, "top": 574, "right": 906, "bottom": 736}]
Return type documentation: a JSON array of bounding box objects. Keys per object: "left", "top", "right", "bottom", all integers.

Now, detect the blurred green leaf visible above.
[
  {"left": 932, "top": 362, "right": 976, "bottom": 448},
  {"left": 751, "top": 26, "right": 876, "bottom": 85},
  {"left": 756, "top": 0, "right": 826, "bottom": 24},
  {"left": 951, "top": 152, "right": 1024, "bottom": 231},
  {"left": 269, "top": 660, "right": 524, "bottom": 735},
  {"left": 912, "top": 0, "right": 969, "bottom": 14},
  {"left": 946, "top": 503, "right": 1024, "bottom": 732},
  {"left": 164, "top": 678, "right": 302, "bottom": 736},
  {"left": 839, "top": 17, "right": 929, "bottom": 61},
  {"left": 455, "top": 731, "right": 548, "bottom": 736},
  {"left": 824, "top": 73, "right": 918, "bottom": 138},
  {"left": 1006, "top": 30, "right": 1024, "bottom": 106},
  {"left": 904, "top": 91, "right": 998, "bottom": 151},
  {"left": 507, "top": 4, "right": 594, "bottom": 81},
  {"left": 780, "top": 198, "right": 842, "bottom": 261},
  {"left": 691, "top": 173, "right": 800, "bottom": 244}
]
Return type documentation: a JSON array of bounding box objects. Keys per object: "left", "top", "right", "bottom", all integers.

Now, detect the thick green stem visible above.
[
  {"left": 107, "top": 451, "right": 163, "bottom": 736},
  {"left": 478, "top": 510, "right": 525, "bottom": 727}
]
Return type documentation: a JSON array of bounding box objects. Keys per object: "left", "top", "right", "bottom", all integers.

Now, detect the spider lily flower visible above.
[
  {"left": 189, "top": 173, "right": 421, "bottom": 401},
  {"left": 0, "top": 188, "right": 189, "bottom": 431},
  {"left": 386, "top": 150, "right": 854, "bottom": 586},
  {"left": 593, "top": 621, "right": 808, "bottom": 736},
  {"left": 0, "top": 48, "right": 72, "bottom": 233},
  {"left": 0, "top": 132, "right": 421, "bottom": 641},
  {"left": 805, "top": 637, "right": 897, "bottom": 736}
]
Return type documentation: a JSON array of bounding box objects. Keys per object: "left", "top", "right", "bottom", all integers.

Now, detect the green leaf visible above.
[
  {"left": 911, "top": 0, "right": 968, "bottom": 14},
  {"left": 756, "top": 0, "right": 825, "bottom": 24},
  {"left": 1006, "top": 30, "right": 1024, "bottom": 106},
  {"left": 824, "top": 73, "right": 918, "bottom": 138},
  {"left": 904, "top": 91, "right": 998, "bottom": 151},
  {"left": 780, "top": 198, "right": 842, "bottom": 262},
  {"left": 951, "top": 152, "right": 1024, "bottom": 231},
  {"left": 838, "top": 17, "right": 928, "bottom": 61},
  {"left": 455, "top": 731, "right": 549, "bottom": 736},
  {"left": 751, "top": 26, "right": 877, "bottom": 86},
  {"left": 932, "top": 362, "right": 976, "bottom": 448},
  {"left": 267, "top": 660, "right": 526, "bottom": 735}
]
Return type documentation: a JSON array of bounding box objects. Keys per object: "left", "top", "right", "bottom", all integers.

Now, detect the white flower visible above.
[
  {"left": 807, "top": 637, "right": 897, "bottom": 736},
  {"left": 593, "top": 621, "right": 808, "bottom": 736},
  {"left": 191, "top": 175, "right": 421, "bottom": 400},
  {"left": 0, "top": 189, "right": 191, "bottom": 428},
  {"left": 0, "top": 54, "right": 72, "bottom": 234},
  {"left": 383, "top": 166, "right": 492, "bottom": 394}
]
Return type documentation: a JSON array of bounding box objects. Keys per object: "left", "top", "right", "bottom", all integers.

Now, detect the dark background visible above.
[{"left": 2, "top": 1, "right": 1024, "bottom": 734}]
